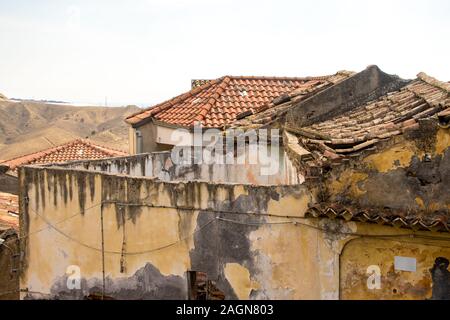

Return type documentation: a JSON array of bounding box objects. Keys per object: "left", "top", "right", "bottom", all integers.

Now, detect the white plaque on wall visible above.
[{"left": 394, "top": 256, "right": 417, "bottom": 272}]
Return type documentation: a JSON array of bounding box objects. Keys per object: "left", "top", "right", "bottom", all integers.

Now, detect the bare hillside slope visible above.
[{"left": 0, "top": 100, "right": 140, "bottom": 160}]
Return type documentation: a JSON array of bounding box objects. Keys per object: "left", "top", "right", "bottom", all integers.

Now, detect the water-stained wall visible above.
[
  {"left": 19, "top": 166, "right": 334, "bottom": 300},
  {"left": 324, "top": 124, "right": 450, "bottom": 217},
  {"left": 321, "top": 122, "right": 450, "bottom": 299},
  {"left": 340, "top": 232, "right": 450, "bottom": 300},
  {"left": 58, "top": 150, "right": 300, "bottom": 185},
  {"left": 0, "top": 229, "right": 19, "bottom": 300},
  {"left": 18, "top": 121, "right": 450, "bottom": 300}
]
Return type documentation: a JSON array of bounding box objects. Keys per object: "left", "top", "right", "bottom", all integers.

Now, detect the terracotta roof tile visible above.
[
  {"left": 291, "top": 73, "right": 449, "bottom": 167},
  {"left": 4, "top": 139, "right": 128, "bottom": 171},
  {"left": 0, "top": 192, "right": 18, "bottom": 230},
  {"left": 225, "top": 71, "right": 355, "bottom": 130},
  {"left": 306, "top": 203, "right": 450, "bottom": 233},
  {"left": 125, "top": 73, "right": 354, "bottom": 128}
]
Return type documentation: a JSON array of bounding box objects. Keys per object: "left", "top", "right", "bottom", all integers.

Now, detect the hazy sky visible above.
[{"left": 0, "top": 0, "right": 449, "bottom": 106}]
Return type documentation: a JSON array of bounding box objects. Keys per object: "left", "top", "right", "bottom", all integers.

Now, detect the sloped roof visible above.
[
  {"left": 0, "top": 192, "right": 18, "bottom": 230},
  {"left": 3, "top": 139, "right": 128, "bottom": 171},
  {"left": 287, "top": 72, "right": 449, "bottom": 168},
  {"left": 125, "top": 73, "right": 352, "bottom": 128},
  {"left": 226, "top": 71, "right": 354, "bottom": 130}
]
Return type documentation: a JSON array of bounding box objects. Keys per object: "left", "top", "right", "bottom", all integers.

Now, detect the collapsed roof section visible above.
[
  {"left": 269, "top": 66, "right": 450, "bottom": 232},
  {"left": 283, "top": 70, "right": 449, "bottom": 175},
  {"left": 225, "top": 71, "right": 354, "bottom": 130}
]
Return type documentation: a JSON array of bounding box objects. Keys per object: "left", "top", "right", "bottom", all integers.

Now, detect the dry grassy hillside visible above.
[{"left": 0, "top": 100, "right": 141, "bottom": 160}]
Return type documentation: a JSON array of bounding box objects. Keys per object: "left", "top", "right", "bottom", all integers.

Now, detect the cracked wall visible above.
[
  {"left": 59, "top": 150, "right": 299, "bottom": 185},
  {"left": 18, "top": 120, "right": 450, "bottom": 300},
  {"left": 322, "top": 124, "right": 450, "bottom": 299},
  {"left": 340, "top": 234, "right": 450, "bottom": 300},
  {"left": 20, "top": 166, "right": 332, "bottom": 300},
  {"left": 325, "top": 126, "right": 450, "bottom": 216}
]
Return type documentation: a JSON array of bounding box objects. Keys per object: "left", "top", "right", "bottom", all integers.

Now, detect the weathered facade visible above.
[
  {"left": 0, "top": 225, "right": 19, "bottom": 300},
  {"left": 0, "top": 191, "right": 19, "bottom": 300},
  {"left": 18, "top": 66, "right": 450, "bottom": 300},
  {"left": 0, "top": 229, "right": 19, "bottom": 300}
]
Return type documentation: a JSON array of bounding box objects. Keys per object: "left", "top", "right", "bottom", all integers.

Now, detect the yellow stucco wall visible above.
[
  {"left": 340, "top": 232, "right": 450, "bottom": 300},
  {"left": 19, "top": 124, "right": 450, "bottom": 301},
  {"left": 21, "top": 168, "right": 342, "bottom": 299}
]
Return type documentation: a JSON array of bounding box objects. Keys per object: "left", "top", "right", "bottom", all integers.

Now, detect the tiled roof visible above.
[
  {"left": 288, "top": 72, "right": 450, "bottom": 168},
  {"left": 3, "top": 139, "right": 128, "bottom": 171},
  {"left": 191, "top": 79, "right": 212, "bottom": 89},
  {"left": 125, "top": 73, "right": 351, "bottom": 128},
  {"left": 226, "top": 71, "right": 354, "bottom": 130},
  {"left": 306, "top": 203, "right": 450, "bottom": 233},
  {"left": 0, "top": 192, "right": 18, "bottom": 230}
]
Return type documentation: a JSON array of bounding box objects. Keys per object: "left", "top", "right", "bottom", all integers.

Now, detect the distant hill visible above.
[
  {"left": 0, "top": 99, "right": 141, "bottom": 160},
  {"left": 10, "top": 98, "right": 68, "bottom": 104}
]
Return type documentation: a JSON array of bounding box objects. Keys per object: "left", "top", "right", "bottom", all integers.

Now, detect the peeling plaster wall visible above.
[
  {"left": 0, "top": 229, "right": 19, "bottom": 300},
  {"left": 340, "top": 229, "right": 450, "bottom": 300},
  {"left": 19, "top": 166, "right": 351, "bottom": 300},
  {"left": 325, "top": 126, "right": 450, "bottom": 215},
  {"left": 18, "top": 124, "right": 450, "bottom": 300},
  {"left": 322, "top": 124, "right": 450, "bottom": 299},
  {"left": 57, "top": 150, "right": 300, "bottom": 185}
]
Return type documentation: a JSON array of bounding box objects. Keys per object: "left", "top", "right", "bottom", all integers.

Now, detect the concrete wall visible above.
[
  {"left": 322, "top": 123, "right": 450, "bottom": 299},
  {"left": 19, "top": 164, "right": 450, "bottom": 300},
  {"left": 19, "top": 166, "right": 336, "bottom": 299},
  {"left": 340, "top": 232, "right": 450, "bottom": 300},
  {"left": 57, "top": 150, "right": 300, "bottom": 186},
  {"left": 324, "top": 125, "right": 450, "bottom": 218},
  {"left": 128, "top": 127, "right": 136, "bottom": 155},
  {"left": 17, "top": 120, "right": 450, "bottom": 300},
  {"left": 286, "top": 65, "right": 409, "bottom": 128},
  {"left": 133, "top": 121, "right": 158, "bottom": 153},
  {"left": 130, "top": 122, "right": 191, "bottom": 154}
]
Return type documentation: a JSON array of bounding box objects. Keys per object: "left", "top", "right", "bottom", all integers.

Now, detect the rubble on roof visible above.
[
  {"left": 284, "top": 71, "right": 449, "bottom": 175},
  {"left": 225, "top": 71, "right": 354, "bottom": 130}
]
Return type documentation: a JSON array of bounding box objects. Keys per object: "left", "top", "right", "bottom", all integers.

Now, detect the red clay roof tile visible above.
[
  {"left": 0, "top": 192, "right": 18, "bottom": 230},
  {"left": 4, "top": 139, "right": 128, "bottom": 171},
  {"left": 125, "top": 73, "right": 352, "bottom": 128},
  {"left": 290, "top": 72, "right": 449, "bottom": 170},
  {"left": 306, "top": 203, "right": 450, "bottom": 233}
]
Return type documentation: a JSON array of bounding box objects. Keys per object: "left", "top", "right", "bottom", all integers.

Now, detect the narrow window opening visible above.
[{"left": 135, "top": 130, "right": 143, "bottom": 154}]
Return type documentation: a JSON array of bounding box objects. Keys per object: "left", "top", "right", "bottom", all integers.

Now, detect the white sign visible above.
[{"left": 394, "top": 256, "right": 416, "bottom": 272}]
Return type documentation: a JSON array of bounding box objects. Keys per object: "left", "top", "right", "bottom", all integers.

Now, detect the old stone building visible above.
[{"left": 17, "top": 66, "right": 450, "bottom": 300}]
